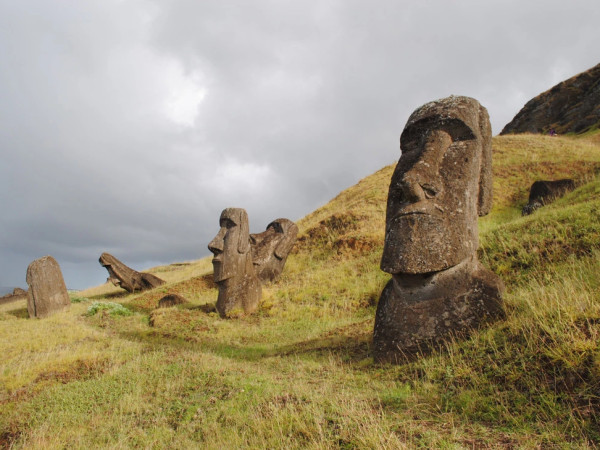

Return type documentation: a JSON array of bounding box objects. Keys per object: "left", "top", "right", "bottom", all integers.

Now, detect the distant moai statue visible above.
[
  {"left": 26, "top": 255, "right": 71, "bottom": 318},
  {"left": 521, "top": 179, "right": 576, "bottom": 215},
  {"left": 208, "top": 208, "right": 262, "bottom": 318},
  {"left": 0, "top": 288, "right": 27, "bottom": 305},
  {"left": 157, "top": 293, "right": 188, "bottom": 308},
  {"left": 374, "top": 96, "right": 505, "bottom": 363},
  {"left": 250, "top": 218, "right": 298, "bottom": 283},
  {"left": 99, "top": 252, "right": 165, "bottom": 293}
]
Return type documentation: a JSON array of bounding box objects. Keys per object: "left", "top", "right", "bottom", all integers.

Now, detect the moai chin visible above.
[
  {"left": 250, "top": 218, "right": 298, "bottom": 283},
  {"left": 208, "top": 208, "right": 261, "bottom": 318},
  {"left": 373, "top": 96, "right": 505, "bottom": 363}
]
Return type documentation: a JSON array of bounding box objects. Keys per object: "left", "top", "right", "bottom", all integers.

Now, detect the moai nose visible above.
[
  {"left": 399, "top": 174, "right": 426, "bottom": 203},
  {"left": 208, "top": 228, "right": 225, "bottom": 254},
  {"left": 399, "top": 129, "right": 451, "bottom": 202}
]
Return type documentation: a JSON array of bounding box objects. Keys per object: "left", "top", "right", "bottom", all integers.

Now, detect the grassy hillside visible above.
[{"left": 1, "top": 133, "right": 600, "bottom": 448}]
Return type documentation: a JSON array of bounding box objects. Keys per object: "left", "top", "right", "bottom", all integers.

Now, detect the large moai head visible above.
[
  {"left": 208, "top": 208, "right": 252, "bottom": 282},
  {"left": 250, "top": 218, "right": 298, "bottom": 283},
  {"left": 374, "top": 96, "right": 504, "bottom": 363},
  {"left": 380, "top": 96, "right": 493, "bottom": 275}
]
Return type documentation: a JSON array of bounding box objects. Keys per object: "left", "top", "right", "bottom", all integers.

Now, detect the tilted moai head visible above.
[
  {"left": 250, "top": 218, "right": 299, "bottom": 283},
  {"left": 381, "top": 95, "right": 493, "bottom": 275},
  {"left": 373, "top": 96, "right": 504, "bottom": 363},
  {"left": 208, "top": 208, "right": 261, "bottom": 317},
  {"left": 99, "top": 252, "right": 164, "bottom": 293}
]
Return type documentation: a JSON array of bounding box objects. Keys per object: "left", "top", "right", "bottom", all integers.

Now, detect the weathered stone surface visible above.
[
  {"left": 208, "top": 208, "right": 261, "bottom": 318},
  {"left": 374, "top": 258, "right": 504, "bottom": 362},
  {"left": 501, "top": 63, "right": 600, "bottom": 135},
  {"left": 374, "top": 96, "right": 505, "bottom": 363},
  {"left": 99, "top": 252, "right": 165, "bottom": 293},
  {"left": 26, "top": 256, "right": 70, "bottom": 318},
  {"left": 157, "top": 293, "right": 188, "bottom": 308},
  {"left": 522, "top": 179, "right": 576, "bottom": 215},
  {"left": 251, "top": 218, "right": 298, "bottom": 282}
]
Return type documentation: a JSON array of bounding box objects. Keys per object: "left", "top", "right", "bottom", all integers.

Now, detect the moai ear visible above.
[
  {"left": 237, "top": 209, "right": 251, "bottom": 254},
  {"left": 274, "top": 220, "right": 298, "bottom": 259},
  {"left": 477, "top": 105, "right": 493, "bottom": 217}
]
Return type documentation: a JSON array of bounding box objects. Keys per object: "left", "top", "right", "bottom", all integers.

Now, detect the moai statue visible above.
[
  {"left": 26, "top": 255, "right": 71, "bottom": 318},
  {"left": 157, "top": 293, "right": 188, "bottom": 308},
  {"left": 522, "top": 179, "right": 576, "bottom": 215},
  {"left": 208, "top": 208, "right": 261, "bottom": 318},
  {"left": 99, "top": 252, "right": 165, "bottom": 293},
  {"left": 373, "top": 96, "right": 505, "bottom": 363},
  {"left": 250, "top": 218, "right": 298, "bottom": 283}
]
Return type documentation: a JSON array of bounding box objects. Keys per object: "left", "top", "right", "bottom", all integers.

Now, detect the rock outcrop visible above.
[{"left": 501, "top": 63, "right": 600, "bottom": 135}]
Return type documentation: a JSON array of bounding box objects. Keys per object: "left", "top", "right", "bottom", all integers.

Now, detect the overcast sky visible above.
[{"left": 1, "top": 0, "right": 599, "bottom": 289}]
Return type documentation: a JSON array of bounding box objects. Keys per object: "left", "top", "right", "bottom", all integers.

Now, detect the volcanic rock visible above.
[{"left": 501, "top": 63, "right": 600, "bottom": 135}]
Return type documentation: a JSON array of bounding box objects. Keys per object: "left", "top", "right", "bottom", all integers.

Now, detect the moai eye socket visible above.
[
  {"left": 220, "top": 218, "right": 236, "bottom": 229},
  {"left": 421, "top": 184, "right": 438, "bottom": 199}
]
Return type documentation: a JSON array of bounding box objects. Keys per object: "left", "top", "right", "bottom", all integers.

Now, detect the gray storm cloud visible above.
[{"left": 1, "top": 0, "right": 599, "bottom": 288}]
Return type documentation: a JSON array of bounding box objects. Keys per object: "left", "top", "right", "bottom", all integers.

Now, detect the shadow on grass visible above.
[
  {"left": 115, "top": 319, "right": 373, "bottom": 365},
  {"left": 274, "top": 328, "right": 372, "bottom": 363},
  {"left": 4, "top": 306, "right": 29, "bottom": 319},
  {"left": 125, "top": 301, "right": 217, "bottom": 316},
  {"left": 89, "top": 290, "right": 130, "bottom": 300},
  {"left": 0, "top": 430, "right": 22, "bottom": 449}
]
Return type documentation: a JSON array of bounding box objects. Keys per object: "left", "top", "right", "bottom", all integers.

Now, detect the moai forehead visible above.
[{"left": 220, "top": 207, "right": 248, "bottom": 227}]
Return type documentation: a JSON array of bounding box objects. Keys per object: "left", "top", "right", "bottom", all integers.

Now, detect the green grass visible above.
[
  {"left": 86, "top": 301, "right": 133, "bottom": 317},
  {"left": 1, "top": 132, "right": 600, "bottom": 448},
  {"left": 480, "top": 177, "right": 600, "bottom": 284}
]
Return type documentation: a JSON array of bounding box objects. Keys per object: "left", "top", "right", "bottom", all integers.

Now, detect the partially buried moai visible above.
[
  {"left": 26, "top": 255, "right": 71, "bottom": 318},
  {"left": 250, "top": 218, "right": 298, "bottom": 283},
  {"left": 208, "top": 208, "right": 261, "bottom": 318},
  {"left": 373, "top": 96, "right": 505, "bottom": 363}
]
